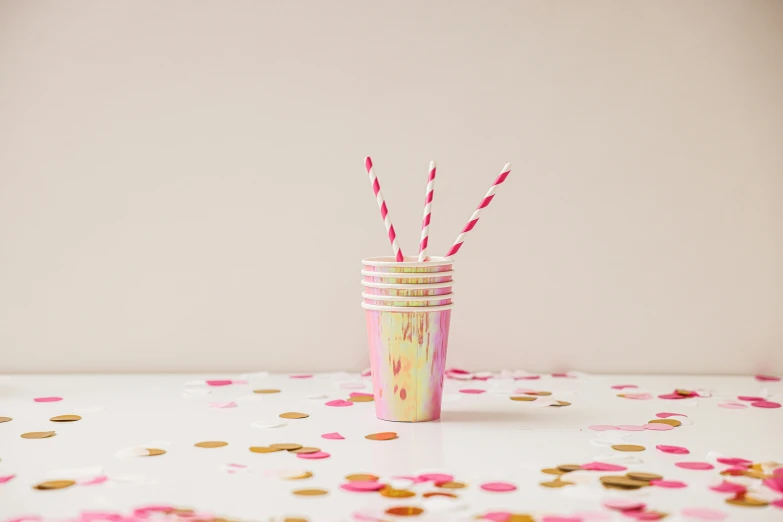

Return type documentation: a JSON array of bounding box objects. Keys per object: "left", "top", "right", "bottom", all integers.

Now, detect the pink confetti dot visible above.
[
  {"left": 643, "top": 423, "right": 673, "bottom": 431},
  {"left": 751, "top": 400, "right": 781, "bottom": 409},
  {"left": 0, "top": 474, "right": 16, "bottom": 484},
  {"left": 541, "top": 517, "right": 582, "bottom": 522},
  {"left": 771, "top": 498, "right": 783, "bottom": 509},
  {"left": 718, "top": 402, "right": 747, "bottom": 409},
  {"left": 675, "top": 462, "right": 715, "bottom": 470},
  {"left": 419, "top": 473, "right": 454, "bottom": 482},
  {"left": 514, "top": 375, "right": 541, "bottom": 380},
  {"left": 78, "top": 511, "right": 123, "bottom": 521},
  {"left": 33, "top": 396, "right": 62, "bottom": 403},
  {"left": 77, "top": 475, "right": 109, "bottom": 486},
  {"left": 623, "top": 513, "right": 665, "bottom": 521},
  {"left": 552, "top": 373, "right": 573, "bottom": 378},
  {"left": 480, "top": 481, "right": 517, "bottom": 492},
  {"left": 325, "top": 399, "right": 353, "bottom": 407},
  {"left": 296, "top": 451, "right": 330, "bottom": 460},
  {"left": 349, "top": 392, "right": 373, "bottom": 398},
  {"left": 360, "top": 368, "right": 372, "bottom": 377},
  {"left": 616, "top": 425, "right": 646, "bottom": 431},
  {"left": 581, "top": 462, "right": 627, "bottom": 471},
  {"left": 482, "top": 513, "right": 512, "bottom": 522},
  {"left": 658, "top": 393, "right": 686, "bottom": 400},
  {"left": 133, "top": 506, "right": 178, "bottom": 518},
  {"left": 716, "top": 457, "right": 751, "bottom": 467},
  {"left": 611, "top": 384, "right": 638, "bottom": 390},
  {"left": 340, "top": 481, "right": 384, "bottom": 492},
  {"left": 603, "top": 499, "right": 645, "bottom": 511},
  {"left": 656, "top": 412, "right": 687, "bottom": 418},
  {"left": 680, "top": 507, "right": 726, "bottom": 520},
  {"left": 289, "top": 374, "right": 313, "bottom": 379},
  {"left": 206, "top": 380, "right": 232, "bottom": 386},
  {"left": 459, "top": 389, "right": 486, "bottom": 394},
  {"left": 321, "top": 432, "right": 344, "bottom": 440},
  {"left": 650, "top": 480, "right": 687, "bottom": 488},
  {"left": 763, "top": 476, "right": 783, "bottom": 493},
  {"left": 656, "top": 444, "right": 689, "bottom": 454},
  {"left": 737, "top": 395, "right": 764, "bottom": 401},
  {"left": 755, "top": 374, "right": 781, "bottom": 382},
  {"left": 708, "top": 481, "right": 746, "bottom": 494},
  {"left": 588, "top": 425, "right": 616, "bottom": 431}
]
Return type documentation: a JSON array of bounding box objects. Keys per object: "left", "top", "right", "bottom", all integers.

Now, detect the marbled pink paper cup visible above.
[
  {"left": 362, "top": 281, "right": 453, "bottom": 297},
  {"left": 363, "top": 256, "right": 453, "bottom": 273},
  {"left": 362, "top": 292, "right": 453, "bottom": 307},
  {"left": 362, "top": 301, "right": 453, "bottom": 423},
  {"left": 361, "top": 269, "right": 453, "bottom": 284}
]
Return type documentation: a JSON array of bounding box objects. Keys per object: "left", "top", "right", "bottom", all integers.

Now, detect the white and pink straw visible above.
[
  {"left": 417, "top": 161, "right": 437, "bottom": 262},
  {"left": 444, "top": 163, "right": 511, "bottom": 259},
  {"left": 364, "top": 157, "right": 404, "bottom": 262}
]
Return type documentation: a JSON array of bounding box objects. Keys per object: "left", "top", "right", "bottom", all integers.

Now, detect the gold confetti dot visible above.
[
  {"left": 292, "top": 488, "right": 328, "bottom": 496},
  {"left": 627, "top": 472, "right": 663, "bottom": 482},
  {"left": 21, "top": 431, "right": 56, "bottom": 439},
  {"left": 726, "top": 497, "right": 768, "bottom": 507},
  {"left": 253, "top": 389, "right": 281, "bottom": 394},
  {"left": 49, "top": 415, "right": 81, "bottom": 422},
  {"left": 540, "top": 480, "right": 573, "bottom": 488},
  {"left": 33, "top": 480, "right": 76, "bottom": 490},
  {"left": 421, "top": 491, "right": 455, "bottom": 498},
  {"left": 380, "top": 486, "right": 416, "bottom": 498},
  {"left": 557, "top": 464, "right": 582, "bottom": 472},
  {"left": 599, "top": 476, "right": 649, "bottom": 489},
  {"left": 365, "top": 432, "right": 398, "bottom": 441},
  {"left": 0, "top": 416, "right": 12, "bottom": 423},
  {"left": 507, "top": 516, "right": 535, "bottom": 522},
  {"left": 611, "top": 444, "right": 646, "bottom": 452},
  {"left": 551, "top": 401, "right": 571, "bottom": 407},
  {"left": 524, "top": 391, "right": 552, "bottom": 396},
  {"left": 195, "top": 441, "right": 228, "bottom": 448},
  {"left": 290, "top": 447, "right": 320, "bottom": 454},
  {"left": 280, "top": 412, "right": 309, "bottom": 419},
  {"left": 283, "top": 518, "right": 309, "bottom": 522},
  {"left": 647, "top": 418, "right": 681, "bottom": 427},
  {"left": 249, "top": 446, "right": 283, "bottom": 454},
  {"left": 742, "top": 469, "right": 768, "bottom": 479},
  {"left": 145, "top": 448, "right": 166, "bottom": 456},
  {"left": 281, "top": 471, "right": 313, "bottom": 480},
  {"left": 541, "top": 468, "right": 565, "bottom": 475},
  {"left": 384, "top": 507, "right": 424, "bottom": 516},
  {"left": 510, "top": 396, "right": 536, "bottom": 401},
  {"left": 348, "top": 395, "right": 374, "bottom": 403},
  {"left": 345, "top": 473, "right": 379, "bottom": 482},
  {"left": 436, "top": 481, "right": 466, "bottom": 489},
  {"left": 270, "top": 443, "right": 303, "bottom": 451}
]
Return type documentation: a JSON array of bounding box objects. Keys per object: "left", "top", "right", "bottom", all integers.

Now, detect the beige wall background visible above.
[{"left": 1, "top": 1, "right": 782, "bottom": 375}]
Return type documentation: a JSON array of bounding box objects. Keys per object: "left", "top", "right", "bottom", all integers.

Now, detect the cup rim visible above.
[
  {"left": 361, "top": 269, "right": 454, "bottom": 279},
  {"left": 362, "top": 255, "right": 452, "bottom": 268},
  {"left": 361, "top": 292, "right": 453, "bottom": 301},
  {"left": 361, "top": 280, "right": 453, "bottom": 289},
  {"left": 361, "top": 302, "right": 454, "bottom": 312}
]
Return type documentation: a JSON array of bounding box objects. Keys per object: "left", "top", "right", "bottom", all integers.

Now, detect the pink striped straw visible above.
[
  {"left": 417, "top": 160, "right": 437, "bottom": 262},
  {"left": 364, "top": 157, "right": 404, "bottom": 262},
  {"left": 444, "top": 162, "right": 511, "bottom": 259}
]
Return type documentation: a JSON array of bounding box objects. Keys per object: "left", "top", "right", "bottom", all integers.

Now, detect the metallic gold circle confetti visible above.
[
  {"left": 292, "top": 488, "right": 328, "bottom": 496},
  {"left": 422, "top": 491, "right": 455, "bottom": 498},
  {"left": 380, "top": 487, "right": 416, "bottom": 498},
  {"left": 742, "top": 469, "right": 767, "bottom": 479},
  {"left": 281, "top": 471, "right": 313, "bottom": 480},
  {"left": 33, "top": 480, "right": 76, "bottom": 490},
  {"left": 49, "top": 415, "right": 81, "bottom": 422},
  {"left": 282, "top": 518, "right": 308, "bottom": 522},
  {"left": 600, "top": 476, "right": 648, "bottom": 489},
  {"left": 612, "top": 444, "right": 646, "bottom": 452},
  {"left": 524, "top": 391, "right": 552, "bottom": 396},
  {"left": 510, "top": 396, "right": 536, "bottom": 401},
  {"left": 365, "top": 432, "right": 398, "bottom": 441},
  {"left": 271, "top": 443, "right": 303, "bottom": 451},
  {"left": 552, "top": 400, "right": 571, "bottom": 407},
  {"left": 436, "top": 481, "right": 466, "bottom": 489},
  {"left": 249, "top": 446, "right": 283, "bottom": 454},
  {"left": 21, "top": 431, "right": 56, "bottom": 439},
  {"left": 280, "top": 412, "right": 309, "bottom": 419},
  {"left": 541, "top": 468, "right": 565, "bottom": 475},
  {"left": 253, "top": 389, "right": 281, "bottom": 394},
  {"left": 348, "top": 395, "right": 374, "bottom": 403},
  {"left": 0, "top": 417, "right": 13, "bottom": 423},
  {"left": 648, "top": 419, "right": 682, "bottom": 427},
  {"left": 540, "top": 480, "right": 573, "bottom": 488},
  {"left": 290, "top": 447, "right": 320, "bottom": 454},
  {"left": 627, "top": 472, "right": 663, "bottom": 482},
  {"left": 726, "top": 497, "right": 768, "bottom": 507},
  {"left": 384, "top": 507, "right": 424, "bottom": 516},
  {"left": 345, "top": 473, "right": 379, "bottom": 482},
  {"left": 145, "top": 448, "right": 166, "bottom": 456},
  {"left": 195, "top": 441, "right": 228, "bottom": 448},
  {"left": 507, "top": 516, "right": 535, "bottom": 522},
  {"left": 557, "top": 464, "right": 582, "bottom": 472}
]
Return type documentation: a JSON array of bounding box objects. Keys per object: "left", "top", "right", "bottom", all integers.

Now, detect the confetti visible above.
[
  {"left": 611, "top": 444, "right": 645, "bottom": 452},
  {"left": 249, "top": 446, "right": 283, "bottom": 454},
  {"left": 656, "top": 444, "right": 689, "bottom": 454},
  {"left": 708, "top": 481, "right": 746, "bottom": 493},
  {"left": 365, "top": 432, "right": 398, "bottom": 441},
  {"left": 737, "top": 395, "right": 764, "bottom": 401},
  {"left": 599, "top": 476, "right": 648, "bottom": 489},
  {"left": 49, "top": 415, "right": 81, "bottom": 422},
  {"left": 253, "top": 389, "right": 281, "bottom": 394},
  {"left": 21, "top": 431, "right": 56, "bottom": 439},
  {"left": 289, "top": 374, "right": 314, "bottom": 379},
  {"left": 33, "top": 480, "right": 76, "bottom": 490},
  {"left": 611, "top": 384, "right": 638, "bottom": 390},
  {"left": 459, "top": 389, "right": 486, "bottom": 394},
  {"left": 270, "top": 443, "right": 303, "bottom": 450},
  {"left": 436, "top": 481, "right": 466, "bottom": 489},
  {"left": 384, "top": 507, "right": 424, "bottom": 516},
  {"left": 33, "top": 397, "right": 62, "bottom": 403},
  {"left": 627, "top": 472, "right": 663, "bottom": 481},
  {"left": 715, "top": 457, "right": 752, "bottom": 466},
  {"left": 194, "top": 441, "right": 228, "bottom": 448},
  {"left": 278, "top": 470, "right": 313, "bottom": 480},
  {"left": 540, "top": 480, "right": 573, "bottom": 488},
  {"left": 616, "top": 425, "right": 645, "bottom": 431},
  {"left": 348, "top": 395, "right": 374, "bottom": 403},
  {"left": 680, "top": 507, "right": 727, "bottom": 519},
  {"left": 751, "top": 400, "right": 781, "bottom": 409},
  {"left": 643, "top": 423, "right": 673, "bottom": 431},
  {"left": 292, "top": 488, "right": 328, "bottom": 496},
  {"left": 480, "top": 481, "right": 517, "bottom": 492},
  {"left": 346, "top": 473, "right": 379, "bottom": 482},
  {"left": 290, "top": 447, "right": 320, "bottom": 454},
  {"left": 581, "top": 462, "right": 627, "bottom": 471},
  {"left": 341, "top": 481, "right": 385, "bottom": 492},
  {"left": 419, "top": 473, "right": 453, "bottom": 482},
  {"left": 296, "top": 451, "right": 330, "bottom": 460},
  {"left": 0, "top": 474, "right": 16, "bottom": 484},
  {"left": 381, "top": 487, "right": 416, "bottom": 498},
  {"left": 280, "top": 412, "right": 309, "bottom": 419},
  {"left": 321, "top": 432, "right": 345, "bottom": 440},
  {"left": 656, "top": 412, "right": 686, "bottom": 418},
  {"left": 144, "top": 448, "right": 166, "bottom": 456},
  {"left": 510, "top": 396, "right": 537, "bottom": 402},
  {"left": 650, "top": 480, "right": 687, "bottom": 488},
  {"left": 755, "top": 374, "right": 781, "bottom": 381},
  {"left": 0, "top": 416, "right": 12, "bottom": 423},
  {"left": 206, "top": 380, "right": 233, "bottom": 386},
  {"left": 675, "top": 462, "right": 715, "bottom": 470},
  {"left": 325, "top": 399, "right": 353, "bottom": 407},
  {"left": 647, "top": 418, "right": 681, "bottom": 427},
  {"left": 602, "top": 499, "right": 646, "bottom": 511},
  {"left": 618, "top": 392, "right": 653, "bottom": 400},
  {"left": 725, "top": 496, "right": 768, "bottom": 507}
]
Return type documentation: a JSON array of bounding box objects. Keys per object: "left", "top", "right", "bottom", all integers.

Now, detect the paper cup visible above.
[
  {"left": 361, "top": 269, "right": 453, "bottom": 284},
  {"left": 362, "top": 292, "right": 453, "bottom": 307},
  {"left": 363, "top": 256, "right": 452, "bottom": 273},
  {"left": 362, "top": 302, "right": 452, "bottom": 422},
  {"left": 362, "top": 280, "right": 452, "bottom": 297}
]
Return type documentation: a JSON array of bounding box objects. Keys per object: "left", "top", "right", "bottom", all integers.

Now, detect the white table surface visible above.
[{"left": 1, "top": 372, "right": 782, "bottom": 522}]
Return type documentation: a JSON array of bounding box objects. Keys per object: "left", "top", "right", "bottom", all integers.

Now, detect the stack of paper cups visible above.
[{"left": 361, "top": 256, "right": 454, "bottom": 423}]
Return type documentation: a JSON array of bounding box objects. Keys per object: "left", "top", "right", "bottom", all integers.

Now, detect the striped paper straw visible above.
[
  {"left": 444, "top": 162, "right": 511, "bottom": 259},
  {"left": 417, "top": 161, "right": 437, "bottom": 262},
  {"left": 365, "top": 157, "right": 404, "bottom": 262}
]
